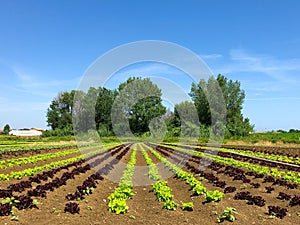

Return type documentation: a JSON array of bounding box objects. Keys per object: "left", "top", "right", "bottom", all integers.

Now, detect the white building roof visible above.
[{"left": 9, "top": 130, "right": 42, "bottom": 136}]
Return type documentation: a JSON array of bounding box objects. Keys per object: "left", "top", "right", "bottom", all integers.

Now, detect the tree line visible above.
[{"left": 45, "top": 74, "right": 254, "bottom": 138}]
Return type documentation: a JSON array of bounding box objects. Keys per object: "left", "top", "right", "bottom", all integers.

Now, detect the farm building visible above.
[
  {"left": 31, "top": 128, "right": 44, "bottom": 132},
  {"left": 9, "top": 129, "right": 43, "bottom": 137}
]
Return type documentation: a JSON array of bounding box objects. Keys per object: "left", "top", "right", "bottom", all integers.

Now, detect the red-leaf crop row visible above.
[{"left": 149, "top": 143, "right": 300, "bottom": 219}]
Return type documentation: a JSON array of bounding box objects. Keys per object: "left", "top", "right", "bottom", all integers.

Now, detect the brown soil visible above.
[
  {"left": 226, "top": 140, "right": 300, "bottom": 149},
  {"left": 0, "top": 146, "right": 78, "bottom": 160},
  {"left": 1, "top": 144, "right": 300, "bottom": 225},
  {"left": 0, "top": 151, "right": 82, "bottom": 176}
]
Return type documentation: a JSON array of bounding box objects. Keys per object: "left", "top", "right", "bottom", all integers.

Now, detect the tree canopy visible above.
[
  {"left": 189, "top": 74, "right": 253, "bottom": 137},
  {"left": 46, "top": 74, "right": 253, "bottom": 139},
  {"left": 3, "top": 124, "right": 10, "bottom": 134},
  {"left": 47, "top": 91, "right": 75, "bottom": 131},
  {"left": 72, "top": 87, "right": 116, "bottom": 135},
  {"left": 112, "top": 77, "right": 166, "bottom": 136}
]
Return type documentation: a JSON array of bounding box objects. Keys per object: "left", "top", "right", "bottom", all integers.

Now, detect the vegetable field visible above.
[{"left": 1, "top": 142, "right": 300, "bottom": 224}]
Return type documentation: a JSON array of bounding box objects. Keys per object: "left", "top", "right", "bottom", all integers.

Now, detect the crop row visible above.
[
  {"left": 219, "top": 144, "right": 300, "bottom": 158},
  {"left": 151, "top": 145, "right": 231, "bottom": 190},
  {"left": 154, "top": 146, "right": 268, "bottom": 204},
  {"left": 167, "top": 144, "right": 298, "bottom": 190},
  {"left": 107, "top": 145, "right": 137, "bottom": 214},
  {"left": 0, "top": 143, "right": 122, "bottom": 181},
  {"left": 66, "top": 145, "right": 130, "bottom": 201},
  {"left": 0, "top": 144, "right": 128, "bottom": 216},
  {"left": 218, "top": 147, "right": 300, "bottom": 165},
  {"left": 142, "top": 144, "right": 224, "bottom": 203},
  {"left": 0, "top": 143, "right": 119, "bottom": 169},
  {"left": 0, "top": 148, "right": 79, "bottom": 169},
  {"left": 164, "top": 143, "right": 300, "bottom": 174},
  {"left": 64, "top": 145, "right": 131, "bottom": 214},
  {"left": 153, "top": 144, "right": 300, "bottom": 219},
  {"left": 140, "top": 144, "right": 178, "bottom": 210},
  {"left": 0, "top": 143, "right": 80, "bottom": 155},
  {"left": 26, "top": 144, "right": 128, "bottom": 200},
  {"left": 173, "top": 143, "right": 300, "bottom": 166},
  {"left": 0, "top": 144, "right": 126, "bottom": 198},
  {"left": 0, "top": 160, "right": 92, "bottom": 217},
  {"left": 160, "top": 144, "right": 300, "bottom": 184}
]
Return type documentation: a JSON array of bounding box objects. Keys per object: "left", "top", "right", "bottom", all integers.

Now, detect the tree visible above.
[
  {"left": 73, "top": 88, "right": 97, "bottom": 133},
  {"left": 189, "top": 74, "right": 253, "bottom": 137},
  {"left": 190, "top": 79, "right": 211, "bottom": 126},
  {"left": 95, "top": 87, "right": 117, "bottom": 135},
  {"left": 46, "top": 91, "right": 76, "bottom": 131},
  {"left": 111, "top": 77, "right": 166, "bottom": 136},
  {"left": 72, "top": 87, "right": 117, "bottom": 135},
  {"left": 167, "top": 101, "right": 200, "bottom": 137},
  {"left": 289, "top": 129, "right": 300, "bottom": 133},
  {"left": 3, "top": 124, "right": 10, "bottom": 134}
]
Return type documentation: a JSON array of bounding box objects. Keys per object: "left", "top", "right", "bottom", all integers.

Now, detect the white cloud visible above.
[
  {"left": 8, "top": 66, "right": 81, "bottom": 98},
  {"left": 218, "top": 49, "right": 300, "bottom": 84},
  {"left": 12, "top": 66, "right": 80, "bottom": 88},
  {"left": 206, "top": 49, "right": 300, "bottom": 102},
  {"left": 200, "top": 54, "right": 223, "bottom": 59}
]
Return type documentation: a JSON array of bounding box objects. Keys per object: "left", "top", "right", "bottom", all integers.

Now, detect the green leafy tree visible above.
[
  {"left": 46, "top": 91, "right": 76, "bottom": 132},
  {"left": 190, "top": 79, "right": 211, "bottom": 126},
  {"left": 190, "top": 74, "right": 253, "bottom": 137},
  {"left": 167, "top": 101, "right": 199, "bottom": 137},
  {"left": 112, "top": 77, "right": 166, "bottom": 136},
  {"left": 3, "top": 124, "right": 10, "bottom": 134},
  {"left": 74, "top": 88, "right": 98, "bottom": 133},
  {"left": 95, "top": 87, "right": 117, "bottom": 135},
  {"left": 72, "top": 87, "right": 116, "bottom": 135}
]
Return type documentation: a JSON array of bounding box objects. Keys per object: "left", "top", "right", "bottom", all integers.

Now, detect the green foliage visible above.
[
  {"left": 168, "top": 101, "right": 200, "bottom": 137},
  {"left": 95, "top": 87, "right": 117, "bottom": 132},
  {"left": 98, "top": 124, "right": 114, "bottom": 137},
  {"left": 47, "top": 87, "right": 116, "bottom": 136},
  {"left": 108, "top": 198, "right": 128, "bottom": 214},
  {"left": 205, "top": 190, "right": 224, "bottom": 202},
  {"left": 218, "top": 146, "right": 300, "bottom": 165},
  {"left": 141, "top": 146, "right": 179, "bottom": 210},
  {"left": 83, "top": 187, "right": 94, "bottom": 196},
  {"left": 0, "top": 143, "right": 117, "bottom": 181},
  {"left": 41, "top": 127, "right": 74, "bottom": 137},
  {"left": 141, "top": 148, "right": 161, "bottom": 181},
  {"left": 47, "top": 91, "right": 76, "bottom": 130},
  {"left": 46, "top": 74, "right": 256, "bottom": 139},
  {"left": 48, "top": 77, "right": 168, "bottom": 137},
  {"left": 166, "top": 101, "right": 213, "bottom": 140},
  {"left": 112, "top": 77, "right": 166, "bottom": 136},
  {"left": 152, "top": 181, "right": 174, "bottom": 202},
  {"left": 0, "top": 143, "right": 78, "bottom": 155},
  {"left": 181, "top": 202, "right": 194, "bottom": 211},
  {"left": 289, "top": 129, "right": 300, "bottom": 133},
  {"left": 228, "top": 132, "right": 300, "bottom": 145},
  {"left": 217, "top": 207, "right": 238, "bottom": 223},
  {"left": 0, "top": 148, "right": 80, "bottom": 169},
  {"left": 165, "top": 144, "right": 300, "bottom": 185},
  {"left": 145, "top": 144, "right": 213, "bottom": 198},
  {"left": 192, "top": 183, "right": 207, "bottom": 196},
  {"left": 2, "top": 197, "right": 20, "bottom": 206},
  {"left": 162, "top": 200, "right": 178, "bottom": 210},
  {"left": 3, "top": 124, "right": 10, "bottom": 135},
  {"left": 73, "top": 87, "right": 117, "bottom": 134},
  {"left": 108, "top": 147, "right": 137, "bottom": 214},
  {"left": 189, "top": 74, "right": 254, "bottom": 137}
]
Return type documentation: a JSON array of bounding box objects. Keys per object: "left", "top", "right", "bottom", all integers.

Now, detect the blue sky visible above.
[{"left": 0, "top": 0, "right": 300, "bottom": 131}]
